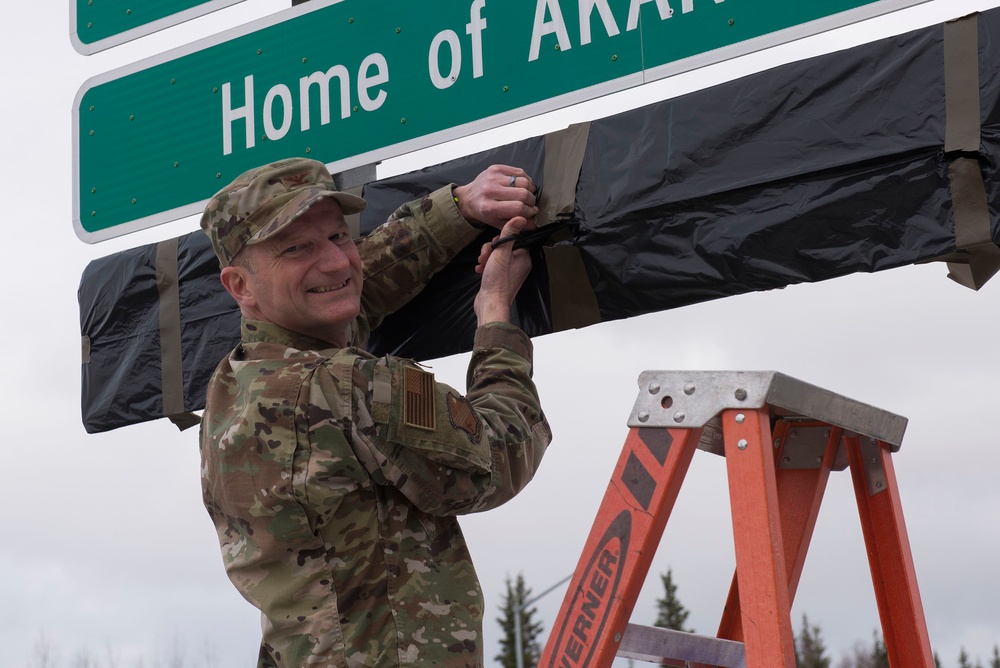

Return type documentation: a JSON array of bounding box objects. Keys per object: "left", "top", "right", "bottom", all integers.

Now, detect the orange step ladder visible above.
[{"left": 539, "top": 371, "right": 933, "bottom": 668}]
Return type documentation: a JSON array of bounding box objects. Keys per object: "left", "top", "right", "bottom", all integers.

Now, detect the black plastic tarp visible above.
[{"left": 79, "top": 9, "right": 1000, "bottom": 433}]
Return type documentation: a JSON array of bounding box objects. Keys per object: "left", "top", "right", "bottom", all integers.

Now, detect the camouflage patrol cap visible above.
[{"left": 200, "top": 157, "right": 367, "bottom": 266}]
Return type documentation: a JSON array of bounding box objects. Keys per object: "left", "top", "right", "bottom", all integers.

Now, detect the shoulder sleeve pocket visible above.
[{"left": 377, "top": 361, "right": 492, "bottom": 475}]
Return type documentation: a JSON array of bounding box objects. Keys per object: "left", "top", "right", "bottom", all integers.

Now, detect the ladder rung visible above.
[{"left": 618, "top": 623, "right": 747, "bottom": 667}]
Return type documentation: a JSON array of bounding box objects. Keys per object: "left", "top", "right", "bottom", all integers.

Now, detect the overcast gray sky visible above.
[{"left": 2, "top": 0, "right": 999, "bottom": 666}]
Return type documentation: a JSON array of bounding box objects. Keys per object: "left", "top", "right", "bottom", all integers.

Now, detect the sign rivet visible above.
[
  {"left": 648, "top": 382, "right": 660, "bottom": 395},
  {"left": 349, "top": 18, "right": 354, "bottom": 23},
  {"left": 129, "top": 115, "right": 134, "bottom": 121},
  {"left": 173, "top": 162, "right": 179, "bottom": 168},
  {"left": 353, "top": 105, "right": 359, "bottom": 112},
  {"left": 673, "top": 411, "right": 686, "bottom": 424},
  {"left": 503, "top": 85, "right": 509, "bottom": 92},
  {"left": 126, "top": 9, "right": 132, "bottom": 15},
  {"left": 774, "top": 438, "right": 781, "bottom": 449},
  {"left": 305, "top": 147, "right": 311, "bottom": 153},
  {"left": 91, "top": 187, "right": 96, "bottom": 193},
  {"left": 637, "top": 411, "right": 649, "bottom": 423},
  {"left": 89, "top": 130, "right": 95, "bottom": 136},
  {"left": 91, "top": 211, "right": 97, "bottom": 217},
  {"left": 735, "top": 413, "right": 745, "bottom": 424},
  {"left": 612, "top": 54, "right": 618, "bottom": 61},
  {"left": 131, "top": 198, "right": 137, "bottom": 204},
  {"left": 213, "top": 87, "right": 218, "bottom": 93},
  {"left": 401, "top": 118, "right": 407, "bottom": 124},
  {"left": 216, "top": 172, "right": 222, "bottom": 178},
  {"left": 729, "top": 19, "right": 735, "bottom": 26},
  {"left": 614, "top": 633, "right": 621, "bottom": 643},
  {"left": 89, "top": 106, "right": 95, "bottom": 112},
  {"left": 257, "top": 49, "right": 262, "bottom": 55},
  {"left": 302, "top": 58, "right": 307, "bottom": 64},
  {"left": 734, "top": 388, "right": 747, "bottom": 401},
  {"left": 555, "top": 44, "right": 561, "bottom": 51},
  {"left": 87, "top": 22, "right": 93, "bottom": 28},
  {"left": 738, "top": 439, "right": 748, "bottom": 450},
  {"left": 684, "top": 383, "right": 695, "bottom": 395},
  {"left": 170, "top": 78, "right": 176, "bottom": 84},
  {"left": 396, "top": 27, "right": 401, "bottom": 34}
]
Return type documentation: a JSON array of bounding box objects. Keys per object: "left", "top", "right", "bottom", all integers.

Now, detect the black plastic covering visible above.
[{"left": 79, "top": 9, "right": 1000, "bottom": 433}]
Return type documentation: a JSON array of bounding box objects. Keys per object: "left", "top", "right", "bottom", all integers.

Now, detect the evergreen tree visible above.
[
  {"left": 653, "top": 568, "right": 693, "bottom": 632},
  {"left": 958, "top": 647, "right": 974, "bottom": 668},
  {"left": 991, "top": 644, "right": 1000, "bottom": 668},
  {"left": 935, "top": 650, "right": 943, "bottom": 668},
  {"left": 495, "top": 573, "right": 544, "bottom": 668},
  {"left": 794, "top": 613, "right": 831, "bottom": 668},
  {"left": 870, "top": 629, "right": 889, "bottom": 668}
]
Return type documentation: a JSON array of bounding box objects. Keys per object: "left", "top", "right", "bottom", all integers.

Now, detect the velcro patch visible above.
[
  {"left": 403, "top": 365, "right": 435, "bottom": 431},
  {"left": 447, "top": 393, "right": 481, "bottom": 443}
]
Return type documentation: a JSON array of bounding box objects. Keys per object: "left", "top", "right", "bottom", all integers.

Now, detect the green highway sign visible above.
[
  {"left": 74, "top": 0, "right": 930, "bottom": 242},
  {"left": 71, "top": 0, "right": 248, "bottom": 55}
]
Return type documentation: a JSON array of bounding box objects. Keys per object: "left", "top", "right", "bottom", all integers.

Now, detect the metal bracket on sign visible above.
[{"left": 857, "top": 436, "right": 888, "bottom": 496}]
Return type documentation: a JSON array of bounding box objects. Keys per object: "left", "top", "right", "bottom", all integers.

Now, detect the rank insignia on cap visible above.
[
  {"left": 447, "top": 392, "right": 481, "bottom": 442},
  {"left": 403, "top": 365, "right": 435, "bottom": 430}
]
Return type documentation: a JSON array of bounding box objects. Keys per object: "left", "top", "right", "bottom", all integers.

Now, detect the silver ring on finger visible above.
[{"left": 509, "top": 175, "right": 517, "bottom": 187}]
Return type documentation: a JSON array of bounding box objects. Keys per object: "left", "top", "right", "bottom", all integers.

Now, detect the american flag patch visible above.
[{"left": 403, "top": 365, "right": 435, "bottom": 430}]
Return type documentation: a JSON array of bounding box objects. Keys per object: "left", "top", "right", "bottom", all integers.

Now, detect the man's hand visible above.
[
  {"left": 453, "top": 165, "right": 538, "bottom": 230},
  {"left": 474, "top": 216, "right": 534, "bottom": 326}
]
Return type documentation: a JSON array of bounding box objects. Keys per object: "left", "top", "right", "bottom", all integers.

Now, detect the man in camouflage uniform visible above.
[{"left": 199, "top": 157, "right": 552, "bottom": 667}]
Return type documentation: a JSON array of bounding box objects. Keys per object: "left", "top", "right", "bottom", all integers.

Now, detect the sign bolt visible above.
[
  {"left": 774, "top": 438, "right": 781, "bottom": 449},
  {"left": 91, "top": 211, "right": 97, "bottom": 217},
  {"left": 129, "top": 115, "right": 134, "bottom": 121},
  {"left": 401, "top": 118, "right": 407, "bottom": 124},
  {"left": 637, "top": 411, "right": 650, "bottom": 423},
  {"left": 216, "top": 172, "right": 222, "bottom": 178},
  {"left": 614, "top": 633, "right": 621, "bottom": 643},
  {"left": 735, "top": 413, "right": 745, "bottom": 424},
  {"left": 673, "top": 411, "right": 686, "bottom": 424},
  {"left": 91, "top": 187, "right": 96, "bottom": 193},
  {"left": 170, "top": 78, "right": 176, "bottom": 84},
  {"left": 684, "top": 383, "right": 696, "bottom": 395},
  {"left": 302, "top": 58, "right": 308, "bottom": 64},
  {"left": 173, "top": 162, "right": 179, "bottom": 168},
  {"left": 131, "top": 198, "right": 137, "bottom": 204},
  {"left": 648, "top": 382, "right": 660, "bottom": 395},
  {"left": 612, "top": 54, "right": 618, "bottom": 61},
  {"left": 729, "top": 19, "right": 735, "bottom": 26},
  {"left": 257, "top": 49, "right": 262, "bottom": 55},
  {"left": 503, "top": 85, "right": 509, "bottom": 92},
  {"left": 349, "top": 18, "right": 354, "bottom": 23},
  {"left": 734, "top": 388, "right": 747, "bottom": 401},
  {"left": 396, "top": 27, "right": 401, "bottom": 34},
  {"left": 126, "top": 9, "right": 132, "bottom": 15},
  {"left": 738, "top": 439, "right": 748, "bottom": 450},
  {"left": 89, "top": 130, "right": 95, "bottom": 136}
]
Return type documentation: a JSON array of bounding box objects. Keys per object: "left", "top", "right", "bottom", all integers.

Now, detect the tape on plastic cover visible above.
[
  {"left": 540, "top": 122, "right": 602, "bottom": 330},
  {"left": 155, "top": 238, "right": 200, "bottom": 430},
  {"left": 944, "top": 13, "right": 1000, "bottom": 289}
]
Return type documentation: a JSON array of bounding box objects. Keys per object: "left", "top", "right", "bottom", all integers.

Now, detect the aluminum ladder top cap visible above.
[{"left": 628, "top": 371, "right": 907, "bottom": 451}]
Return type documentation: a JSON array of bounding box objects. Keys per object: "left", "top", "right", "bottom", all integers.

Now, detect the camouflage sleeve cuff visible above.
[
  {"left": 473, "top": 322, "right": 533, "bottom": 362},
  {"left": 421, "top": 185, "right": 482, "bottom": 253}
]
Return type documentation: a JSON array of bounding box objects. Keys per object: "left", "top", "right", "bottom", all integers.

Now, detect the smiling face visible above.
[{"left": 220, "top": 198, "right": 363, "bottom": 348}]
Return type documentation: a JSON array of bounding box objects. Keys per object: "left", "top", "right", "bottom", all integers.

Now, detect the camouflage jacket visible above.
[{"left": 200, "top": 186, "right": 552, "bottom": 667}]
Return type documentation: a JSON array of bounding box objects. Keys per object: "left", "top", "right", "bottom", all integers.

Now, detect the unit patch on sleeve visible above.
[
  {"left": 447, "top": 392, "right": 481, "bottom": 443},
  {"left": 403, "top": 365, "right": 436, "bottom": 430}
]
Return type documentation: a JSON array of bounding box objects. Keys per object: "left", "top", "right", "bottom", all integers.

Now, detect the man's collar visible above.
[{"left": 241, "top": 318, "right": 340, "bottom": 351}]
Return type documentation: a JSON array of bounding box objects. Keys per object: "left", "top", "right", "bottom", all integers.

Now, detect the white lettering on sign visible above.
[
  {"left": 627, "top": 0, "right": 673, "bottom": 30},
  {"left": 530, "top": 0, "right": 723, "bottom": 61},
  {"left": 221, "top": 54, "right": 390, "bottom": 156},
  {"left": 430, "top": 0, "right": 489, "bottom": 90},
  {"left": 429, "top": 30, "right": 463, "bottom": 89},
  {"left": 530, "top": 0, "right": 572, "bottom": 61},
  {"left": 580, "top": 0, "right": 620, "bottom": 46}
]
